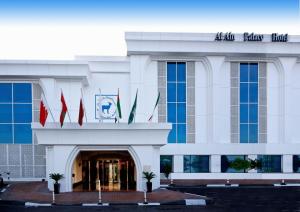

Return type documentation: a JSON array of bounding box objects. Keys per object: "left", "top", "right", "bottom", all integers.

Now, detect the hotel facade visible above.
[{"left": 1, "top": 32, "right": 300, "bottom": 192}]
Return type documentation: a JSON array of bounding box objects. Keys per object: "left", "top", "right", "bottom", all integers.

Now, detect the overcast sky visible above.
[{"left": 0, "top": 0, "right": 299, "bottom": 59}]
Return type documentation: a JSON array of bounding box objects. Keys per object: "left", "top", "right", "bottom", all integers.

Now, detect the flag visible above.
[
  {"left": 60, "top": 92, "right": 68, "bottom": 127},
  {"left": 115, "top": 89, "right": 122, "bottom": 123},
  {"left": 148, "top": 92, "right": 160, "bottom": 122},
  {"left": 39, "top": 95, "right": 48, "bottom": 126},
  {"left": 78, "top": 99, "right": 84, "bottom": 126},
  {"left": 128, "top": 90, "right": 138, "bottom": 124}
]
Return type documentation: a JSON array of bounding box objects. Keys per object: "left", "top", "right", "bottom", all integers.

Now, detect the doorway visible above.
[{"left": 72, "top": 151, "right": 136, "bottom": 191}]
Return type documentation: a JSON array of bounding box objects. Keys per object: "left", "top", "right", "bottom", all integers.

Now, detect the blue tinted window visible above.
[
  {"left": 167, "top": 124, "right": 176, "bottom": 143},
  {"left": 167, "top": 62, "right": 186, "bottom": 143},
  {"left": 249, "top": 124, "right": 258, "bottom": 143},
  {"left": 0, "top": 104, "right": 12, "bottom": 123},
  {"left": 239, "top": 63, "right": 258, "bottom": 143},
  {"left": 0, "top": 83, "right": 12, "bottom": 103},
  {"left": 14, "top": 124, "right": 32, "bottom": 144},
  {"left": 177, "top": 103, "right": 186, "bottom": 123},
  {"left": 167, "top": 83, "right": 176, "bottom": 102},
  {"left": 250, "top": 64, "right": 258, "bottom": 82},
  {"left": 249, "top": 104, "right": 258, "bottom": 123},
  {"left": 240, "top": 104, "right": 248, "bottom": 123},
  {"left": 177, "top": 83, "right": 186, "bottom": 102},
  {"left": 258, "top": 155, "right": 282, "bottom": 173},
  {"left": 160, "top": 155, "right": 173, "bottom": 173},
  {"left": 177, "top": 63, "right": 186, "bottom": 82},
  {"left": 0, "top": 124, "right": 13, "bottom": 143},
  {"left": 167, "top": 103, "right": 176, "bottom": 122},
  {"left": 13, "top": 83, "right": 32, "bottom": 103},
  {"left": 249, "top": 83, "right": 258, "bottom": 103},
  {"left": 240, "top": 83, "right": 248, "bottom": 103},
  {"left": 221, "top": 155, "right": 247, "bottom": 173},
  {"left": 184, "top": 155, "right": 209, "bottom": 173},
  {"left": 240, "top": 63, "right": 248, "bottom": 82},
  {"left": 14, "top": 104, "right": 32, "bottom": 123},
  {"left": 240, "top": 124, "right": 248, "bottom": 143},
  {"left": 177, "top": 124, "right": 186, "bottom": 143},
  {"left": 0, "top": 83, "right": 32, "bottom": 144},
  {"left": 167, "top": 62, "right": 176, "bottom": 81}
]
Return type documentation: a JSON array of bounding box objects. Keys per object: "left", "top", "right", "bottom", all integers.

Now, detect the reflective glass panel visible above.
[
  {"left": 240, "top": 124, "right": 248, "bottom": 143},
  {"left": 240, "top": 63, "right": 248, "bottom": 82},
  {"left": 14, "top": 124, "right": 32, "bottom": 144},
  {"left": 13, "top": 83, "right": 32, "bottom": 103},
  {"left": 0, "top": 104, "right": 12, "bottom": 123},
  {"left": 167, "top": 83, "right": 176, "bottom": 102},
  {"left": 177, "top": 124, "right": 186, "bottom": 143},
  {"left": 177, "top": 83, "right": 186, "bottom": 102},
  {"left": 167, "top": 62, "right": 176, "bottom": 81},
  {"left": 0, "top": 83, "right": 12, "bottom": 103},
  {"left": 177, "top": 62, "right": 186, "bottom": 82},
  {"left": 240, "top": 104, "right": 248, "bottom": 123},
  {"left": 177, "top": 103, "right": 186, "bottom": 123},
  {"left": 14, "top": 104, "right": 32, "bottom": 123},
  {"left": 0, "top": 124, "right": 13, "bottom": 143},
  {"left": 240, "top": 83, "right": 248, "bottom": 103}
]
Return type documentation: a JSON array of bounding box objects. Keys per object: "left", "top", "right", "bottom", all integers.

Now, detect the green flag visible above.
[
  {"left": 128, "top": 90, "right": 138, "bottom": 124},
  {"left": 115, "top": 88, "right": 122, "bottom": 123},
  {"left": 148, "top": 92, "right": 160, "bottom": 121}
]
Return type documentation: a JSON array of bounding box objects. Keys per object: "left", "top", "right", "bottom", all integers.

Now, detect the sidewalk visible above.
[{"left": 0, "top": 182, "right": 204, "bottom": 205}]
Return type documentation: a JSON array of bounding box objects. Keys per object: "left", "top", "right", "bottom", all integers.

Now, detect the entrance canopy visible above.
[
  {"left": 32, "top": 122, "right": 171, "bottom": 192},
  {"left": 32, "top": 122, "right": 171, "bottom": 146}
]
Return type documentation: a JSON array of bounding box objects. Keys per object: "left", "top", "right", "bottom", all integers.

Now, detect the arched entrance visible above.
[{"left": 72, "top": 151, "right": 136, "bottom": 191}]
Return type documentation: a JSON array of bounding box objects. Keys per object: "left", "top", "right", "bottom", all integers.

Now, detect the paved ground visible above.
[
  {"left": 169, "top": 186, "right": 300, "bottom": 211},
  {"left": 0, "top": 182, "right": 202, "bottom": 204}
]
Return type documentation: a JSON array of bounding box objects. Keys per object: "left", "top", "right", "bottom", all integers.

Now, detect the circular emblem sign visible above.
[{"left": 99, "top": 96, "right": 116, "bottom": 119}]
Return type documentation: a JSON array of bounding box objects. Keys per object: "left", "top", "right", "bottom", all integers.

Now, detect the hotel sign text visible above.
[{"left": 215, "top": 32, "right": 288, "bottom": 42}]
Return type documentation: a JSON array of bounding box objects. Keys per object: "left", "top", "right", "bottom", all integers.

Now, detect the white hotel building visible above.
[{"left": 1, "top": 32, "right": 300, "bottom": 192}]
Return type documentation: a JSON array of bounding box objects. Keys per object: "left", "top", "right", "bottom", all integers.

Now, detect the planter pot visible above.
[
  {"left": 146, "top": 182, "right": 152, "bottom": 192},
  {"left": 54, "top": 183, "right": 60, "bottom": 194}
]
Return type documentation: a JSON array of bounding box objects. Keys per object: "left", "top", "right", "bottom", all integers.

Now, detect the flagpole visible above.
[
  {"left": 80, "top": 88, "right": 88, "bottom": 123},
  {"left": 61, "top": 89, "right": 72, "bottom": 123},
  {"left": 41, "top": 90, "right": 55, "bottom": 123}
]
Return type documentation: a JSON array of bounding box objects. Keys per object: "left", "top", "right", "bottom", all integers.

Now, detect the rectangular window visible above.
[
  {"left": 0, "top": 83, "right": 33, "bottom": 144},
  {"left": 221, "top": 155, "right": 247, "bottom": 173},
  {"left": 160, "top": 155, "right": 173, "bottom": 173},
  {"left": 184, "top": 155, "right": 209, "bottom": 173},
  {"left": 257, "top": 155, "right": 282, "bottom": 173},
  {"left": 239, "top": 63, "right": 259, "bottom": 143},
  {"left": 293, "top": 155, "right": 300, "bottom": 173},
  {"left": 167, "top": 62, "right": 187, "bottom": 143}
]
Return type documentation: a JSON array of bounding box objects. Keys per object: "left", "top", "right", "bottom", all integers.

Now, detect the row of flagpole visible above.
[{"left": 39, "top": 88, "right": 160, "bottom": 127}]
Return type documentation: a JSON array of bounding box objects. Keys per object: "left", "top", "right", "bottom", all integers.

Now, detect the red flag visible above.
[
  {"left": 78, "top": 99, "right": 84, "bottom": 126},
  {"left": 60, "top": 92, "right": 68, "bottom": 127},
  {"left": 39, "top": 98, "right": 48, "bottom": 127}
]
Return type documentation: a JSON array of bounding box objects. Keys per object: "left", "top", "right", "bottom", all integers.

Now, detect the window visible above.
[
  {"left": 240, "top": 63, "right": 258, "bottom": 143},
  {"left": 184, "top": 155, "right": 209, "bottom": 173},
  {"left": 293, "top": 155, "right": 300, "bottom": 173},
  {"left": 221, "top": 155, "right": 247, "bottom": 173},
  {"left": 257, "top": 155, "right": 282, "bottom": 173},
  {"left": 160, "top": 155, "right": 173, "bottom": 173},
  {"left": 0, "top": 83, "right": 32, "bottom": 144},
  {"left": 167, "top": 62, "right": 186, "bottom": 143}
]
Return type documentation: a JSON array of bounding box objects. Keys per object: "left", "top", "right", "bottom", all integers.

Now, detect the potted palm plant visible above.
[
  {"left": 49, "top": 173, "right": 64, "bottom": 194},
  {"left": 143, "top": 171, "right": 156, "bottom": 192}
]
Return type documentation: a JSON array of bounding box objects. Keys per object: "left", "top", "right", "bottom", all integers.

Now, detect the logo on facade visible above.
[{"left": 95, "top": 95, "right": 117, "bottom": 120}]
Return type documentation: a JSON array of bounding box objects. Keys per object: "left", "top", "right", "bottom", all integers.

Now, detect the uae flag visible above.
[
  {"left": 78, "top": 99, "right": 84, "bottom": 126},
  {"left": 128, "top": 90, "right": 138, "bottom": 124},
  {"left": 148, "top": 92, "right": 160, "bottom": 122},
  {"left": 39, "top": 95, "right": 48, "bottom": 127},
  {"left": 60, "top": 92, "right": 68, "bottom": 127},
  {"left": 115, "top": 89, "right": 122, "bottom": 123}
]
